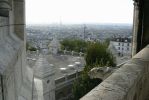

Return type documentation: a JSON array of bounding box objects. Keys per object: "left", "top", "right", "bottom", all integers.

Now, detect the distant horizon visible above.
[{"left": 26, "top": 22, "right": 133, "bottom": 26}]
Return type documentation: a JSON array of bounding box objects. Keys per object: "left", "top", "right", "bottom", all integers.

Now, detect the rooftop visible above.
[
  {"left": 111, "top": 37, "right": 132, "bottom": 43},
  {"left": 34, "top": 55, "right": 55, "bottom": 78},
  {"left": 32, "top": 54, "right": 85, "bottom": 79},
  {"left": 46, "top": 54, "right": 85, "bottom": 79}
]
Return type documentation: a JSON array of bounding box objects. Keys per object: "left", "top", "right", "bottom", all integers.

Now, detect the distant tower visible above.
[
  {"left": 83, "top": 24, "right": 87, "bottom": 40},
  {"left": 59, "top": 17, "right": 62, "bottom": 36},
  {"left": 49, "top": 34, "right": 60, "bottom": 54}
]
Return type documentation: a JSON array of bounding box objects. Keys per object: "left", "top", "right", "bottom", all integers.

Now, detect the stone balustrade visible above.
[
  {"left": 58, "top": 50, "right": 85, "bottom": 56},
  {"left": 81, "top": 45, "right": 149, "bottom": 100}
]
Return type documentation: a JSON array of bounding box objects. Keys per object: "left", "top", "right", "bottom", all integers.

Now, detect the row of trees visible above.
[
  {"left": 85, "top": 42, "right": 115, "bottom": 67},
  {"left": 72, "top": 41, "right": 116, "bottom": 100},
  {"left": 60, "top": 39, "right": 89, "bottom": 53}
]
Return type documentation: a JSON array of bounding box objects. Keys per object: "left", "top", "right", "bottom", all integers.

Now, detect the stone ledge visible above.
[
  {"left": 80, "top": 45, "right": 149, "bottom": 100},
  {"left": 133, "top": 45, "right": 149, "bottom": 61}
]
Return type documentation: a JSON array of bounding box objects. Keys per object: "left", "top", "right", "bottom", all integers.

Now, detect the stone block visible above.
[{"left": 133, "top": 47, "right": 149, "bottom": 61}]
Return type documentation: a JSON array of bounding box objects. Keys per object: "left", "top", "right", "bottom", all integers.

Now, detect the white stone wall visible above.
[
  {"left": 33, "top": 76, "right": 55, "bottom": 100},
  {"left": 0, "top": 0, "right": 33, "bottom": 100},
  {"left": 81, "top": 45, "right": 149, "bottom": 100},
  {"left": 43, "top": 76, "right": 55, "bottom": 100}
]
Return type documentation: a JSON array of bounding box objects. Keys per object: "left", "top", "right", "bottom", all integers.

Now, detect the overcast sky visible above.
[{"left": 26, "top": 0, "right": 134, "bottom": 24}]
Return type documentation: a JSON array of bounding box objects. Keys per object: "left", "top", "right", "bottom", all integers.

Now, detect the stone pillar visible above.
[
  {"left": 64, "top": 50, "right": 66, "bottom": 54},
  {"left": 132, "top": 0, "right": 149, "bottom": 56},
  {"left": 72, "top": 51, "right": 74, "bottom": 56},
  {"left": 79, "top": 52, "right": 82, "bottom": 56},
  {"left": 132, "top": 0, "right": 140, "bottom": 56}
]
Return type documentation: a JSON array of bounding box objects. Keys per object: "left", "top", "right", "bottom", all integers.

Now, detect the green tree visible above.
[
  {"left": 60, "top": 39, "right": 89, "bottom": 53},
  {"left": 72, "top": 42, "right": 116, "bottom": 100},
  {"left": 85, "top": 42, "right": 116, "bottom": 68},
  {"left": 73, "top": 70, "right": 102, "bottom": 100}
]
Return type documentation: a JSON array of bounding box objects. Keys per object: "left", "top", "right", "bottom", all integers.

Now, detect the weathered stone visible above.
[
  {"left": 88, "top": 67, "right": 114, "bottom": 80},
  {"left": 0, "top": 0, "right": 10, "bottom": 17},
  {"left": 133, "top": 47, "right": 149, "bottom": 61},
  {"left": 81, "top": 46, "right": 149, "bottom": 100},
  {"left": 0, "top": 0, "right": 33, "bottom": 100}
]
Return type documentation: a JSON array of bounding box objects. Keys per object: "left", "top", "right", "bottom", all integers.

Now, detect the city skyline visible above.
[{"left": 26, "top": 0, "right": 134, "bottom": 24}]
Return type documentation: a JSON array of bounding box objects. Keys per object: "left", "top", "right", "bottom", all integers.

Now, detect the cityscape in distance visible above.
[
  {"left": 26, "top": 23, "right": 133, "bottom": 100},
  {"left": 27, "top": 24, "right": 132, "bottom": 41}
]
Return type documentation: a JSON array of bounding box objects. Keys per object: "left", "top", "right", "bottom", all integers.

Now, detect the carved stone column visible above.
[
  {"left": 132, "top": 0, "right": 139, "bottom": 56},
  {"left": 132, "top": 0, "right": 143, "bottom": 56}
]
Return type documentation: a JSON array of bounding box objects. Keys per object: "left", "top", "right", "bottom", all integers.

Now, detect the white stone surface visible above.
[
  {"left": 33, "top": 55, "right": 55, "bottom": 100},
  {"left": 0, "top": 0, "right": 33, "bottom": 100},
  {"left": 81, "top": 45, "right": 149, "bottom": 100},
  {"left": 88, "top": 67, "right": 114, "bottom": 80}
]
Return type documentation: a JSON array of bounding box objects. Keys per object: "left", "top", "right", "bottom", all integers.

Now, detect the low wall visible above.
[{"left": 81, "top": 45, "right": 149, "bottom": 100}]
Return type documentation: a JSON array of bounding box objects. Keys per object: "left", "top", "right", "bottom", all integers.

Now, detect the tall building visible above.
[{"left": 110, "top": 37, "right": 132, "bottom": 56}]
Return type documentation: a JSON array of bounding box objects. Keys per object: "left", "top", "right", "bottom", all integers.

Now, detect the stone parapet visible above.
[{"left": 80, "top": 45, "right": 149, "bottom": 100}]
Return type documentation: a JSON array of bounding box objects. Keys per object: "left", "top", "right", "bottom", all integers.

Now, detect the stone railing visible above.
[
  {"left": 81, "top": 45, "right": 149, "bottom": 100},
  {"left": 58, "top": 50, "right": 85, "bottom": 56},
  {"left": 55, "top": 72, "right": 79, "bottom": 86}
]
